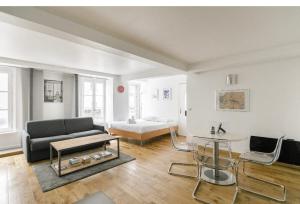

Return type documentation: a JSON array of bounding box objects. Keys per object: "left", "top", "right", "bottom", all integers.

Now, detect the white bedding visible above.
[{"left": 110, "top": 119, "right": 177, "bottom": 134}]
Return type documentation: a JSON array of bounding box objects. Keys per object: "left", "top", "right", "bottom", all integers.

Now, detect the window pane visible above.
[
  {"left": 0, "top": 92, "right": 8, "bottom": 109},
  {"left": 84, "top": 82, "right": 93, "bottom": 95},
  {"left": 83, "top": 95, "right": 93, "bottom": 113},
  {"left": 129, "top": 108, "right": 136, "bottom": 118},
  {"left": 129, "top": 96, "right": 136, "bottom": 108},
  {"left": 79, "top": 77, "right": 106, "bottom": 123},
  {"left": 95, "top": 83, "right": 104, "bottom": 96},
  {"left": 0, "top": 110, "right": 8, "bottom": 129},
  {"left": 95, "top": 95, "right": 104, "bottom": 109},
  {"left": 129, "top": 85, "right": 136, "bottom": 95},
  {"left": 0, "top": 73, "right": 8, "bottom": 91},
  {"left": 94, "top": 108, "right": 104, "bottom": 122}
]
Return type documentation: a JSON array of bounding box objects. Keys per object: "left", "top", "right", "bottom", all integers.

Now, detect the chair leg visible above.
[
  {"left": 193, "top": 164, "right": 239, "bottom": 204},
  {"left": 192, "top": 165, "right": 211, "bottom": 204},
  {"left": 237, "top": 160, "right": 287, "bottom": 202},
  {"left": 227, "top": 144, "right": 232, "bottom": 158},
  {"left": 168, "top": 162, "right": 198, "bottom": 178},
  {"left": 231, "top": 162, "right": 240, "bottom": 204}
]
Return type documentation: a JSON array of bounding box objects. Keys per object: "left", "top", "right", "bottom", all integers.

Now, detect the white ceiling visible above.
[
  {"left": 41, "top": 7, "right": 300, "bottom": 65},
  {"left": 2, "top": 7, "right": 300, "bottom": 77}
]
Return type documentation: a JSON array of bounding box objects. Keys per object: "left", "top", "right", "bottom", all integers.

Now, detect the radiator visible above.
[{"left": 250, "top": 136, "right": 300, "bottom": 166}]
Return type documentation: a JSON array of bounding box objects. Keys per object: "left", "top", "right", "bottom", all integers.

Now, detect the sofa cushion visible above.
[
  {"left": 31, "top": 135, "right": 72, "bottom": 151},
  {"left": 70, "top": 130, "right": 103, "bottom": 138},
  {"left": 27, "top": 119, "right": 67, "bottom": 139},
  {"left": 65, "top": 117, "right": 94, "bottom": 134}
]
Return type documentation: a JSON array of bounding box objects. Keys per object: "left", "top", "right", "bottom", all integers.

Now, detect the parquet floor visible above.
[{"left": 0, "top": 136, "right": 299, "bottom": 204}]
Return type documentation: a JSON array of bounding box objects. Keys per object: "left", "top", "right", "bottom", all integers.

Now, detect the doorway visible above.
[{"left": 178, "top": 83, "right": 188, "bottom": 136}]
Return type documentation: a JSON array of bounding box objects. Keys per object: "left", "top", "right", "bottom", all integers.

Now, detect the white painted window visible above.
[
  {"left": 79, "top": 76, "right": 106, "bottom": 124},
  {"left": 128, "top": 84, "right": 141, "bottom": 119},
  {"left": 0, "top": 69, "right": 12, "bottom": 132}
]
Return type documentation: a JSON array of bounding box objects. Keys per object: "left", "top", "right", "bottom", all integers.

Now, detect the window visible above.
[
  {"left": 79, "top": 77, "right": 106, "bottom": 124},
  {"left": 0, "top": 70, "right": 12, "bottom": 132},
  {"left": 128, "top": 84, "right": 141, "bottom": 119}
]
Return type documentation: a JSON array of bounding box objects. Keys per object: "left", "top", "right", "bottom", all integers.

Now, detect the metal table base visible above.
[
  {"left": 200, "top": 141, "right": 235, "bottom": 186},
  {"left": 201, "top": 166, "right": 235, "bottom": 185}
]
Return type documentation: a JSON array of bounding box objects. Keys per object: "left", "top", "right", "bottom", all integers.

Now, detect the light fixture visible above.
[{"left": 226, "top": 74, "right": 238, "bottom": 85}]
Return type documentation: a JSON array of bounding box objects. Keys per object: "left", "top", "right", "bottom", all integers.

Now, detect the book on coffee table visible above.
[
  {"left": 69, "top": 157, "right": 81, "bottom": 165},
  {"left": 99, "top": 151, "right": 113, "bottom": 157},
  {"left": 91, "top": 154, "right": 101, "bottom": 160},
  {"left": 53, "top": 164, "right": 68, "bottom": 170}
]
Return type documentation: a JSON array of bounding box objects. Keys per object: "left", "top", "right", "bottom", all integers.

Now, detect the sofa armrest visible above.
[
  {"left": 22, "top": 130, "right": 31, "bottom": 162},
  {"left": 93, "top": 124, "right": 108, "bottom": 134}
]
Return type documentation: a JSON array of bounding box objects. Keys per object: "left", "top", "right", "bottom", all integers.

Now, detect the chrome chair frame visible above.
[
  {"left": 192, "top": 136, "right": 238, "bottom": 204},
  {"left": 168, "top": 127, "right": 198, "bottom": 178},
  {"left": 233, "top": 135, "right": 286, "bottom": 203}
]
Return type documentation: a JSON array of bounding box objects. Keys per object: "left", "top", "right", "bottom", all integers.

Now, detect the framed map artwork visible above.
[{"left": 216, "top": 89, "right": 249, "bottom": 112}]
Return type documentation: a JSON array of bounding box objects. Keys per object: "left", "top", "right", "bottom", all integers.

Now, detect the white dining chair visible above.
[
  {"left": 233, "top": 135, "right": 286, "bottom": 203},
  {"left": 192, "top": 136, "right": 238, "bottom": 203},
  {"left": 168, "top": 127, "right": 198, "bottom": 178}
]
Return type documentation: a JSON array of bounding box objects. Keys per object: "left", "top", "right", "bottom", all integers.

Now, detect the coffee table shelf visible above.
[
  {"left": 50, "top": 134, "right": 120, "bottom": 177},
  {"left": 51, "top": 152, "right": 118, "bottom": 176}
]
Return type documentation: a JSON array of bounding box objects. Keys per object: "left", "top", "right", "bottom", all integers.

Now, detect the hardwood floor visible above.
[{"left": 0, "top": 136, "right": 299, "bottom": 204}]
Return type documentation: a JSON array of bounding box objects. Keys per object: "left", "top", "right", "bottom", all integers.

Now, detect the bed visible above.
[{"left": 109, "top": 118, "right": 178, "bottom": 144}]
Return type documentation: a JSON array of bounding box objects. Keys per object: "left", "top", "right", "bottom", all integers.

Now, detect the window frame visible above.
[
  {"left": 78, "top": 76, "right": 106, "bottom": 124},
  {"left": 0, "top": 67, "right": 13, "bottom": 133}
]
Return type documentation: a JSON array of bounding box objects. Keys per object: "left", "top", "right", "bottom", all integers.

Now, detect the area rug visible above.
[
  {"left": 75, "top": 192, "right": 115, "bottom": 204},
  {"left": 32, "top": 150, "right": 135, "bottom": 192}
]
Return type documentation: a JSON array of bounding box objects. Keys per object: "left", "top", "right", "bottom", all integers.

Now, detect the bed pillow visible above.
[
  {"left": 156, "top": 117, "right": 174, "bottom": 123},
  {"left": 142, "top": 116, "right": 159, "bottom": 121},
  {"left": 143, "top": 116, "right": 174, "bottom": 123}
]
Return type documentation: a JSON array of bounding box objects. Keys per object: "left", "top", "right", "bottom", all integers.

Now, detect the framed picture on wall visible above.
[
  {"left": 162, "top": 88, "right": 172, "bottom": 100},
  {"left": 216, "top": 89, "right": 249, "bottom": 111},
  {"left": 44, "top": 80, "right": 63, "bottom": 103}
]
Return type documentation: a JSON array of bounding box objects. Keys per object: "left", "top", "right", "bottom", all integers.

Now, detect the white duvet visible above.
[{"left": 110, "top": 119, "right": 177, "bottom": 134}]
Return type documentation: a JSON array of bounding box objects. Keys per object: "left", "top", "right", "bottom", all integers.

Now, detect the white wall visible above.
[
  {"left": 141, "top": 75, "right": 187, "bottom": 120},
  {"left": 32, "top": 70, "right": 75, "bottom": 120},
  {"left": 113, "top": 77, "right": 129, "bottom": 121},
  {"left": 187, "top": 58, "right": 300, "bottom": 153},
  {"left": 63, "top": 73, "right": 76, "bottom": 118}
]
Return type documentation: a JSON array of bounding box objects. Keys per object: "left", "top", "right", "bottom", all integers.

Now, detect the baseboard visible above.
[{"left": 0, "top": 148, "right": 23, "bottom": 158}]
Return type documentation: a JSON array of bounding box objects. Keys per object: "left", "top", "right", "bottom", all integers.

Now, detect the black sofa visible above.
[{"left": 22, "top": 117, "right": 107, "bottom": 162}]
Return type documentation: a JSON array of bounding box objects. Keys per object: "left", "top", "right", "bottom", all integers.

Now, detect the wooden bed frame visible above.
[{"left": 109, "top": 126, "right": 178, "bottom": 144}]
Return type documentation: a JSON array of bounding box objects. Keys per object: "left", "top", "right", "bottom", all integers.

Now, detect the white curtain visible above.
[{"left": 0, "top": 67, "right": 30, "bottom": 150}]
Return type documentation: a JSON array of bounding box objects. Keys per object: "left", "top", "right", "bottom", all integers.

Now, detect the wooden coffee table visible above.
[{"left": 50, "top": 134, "right": 120, "bottom": 177}]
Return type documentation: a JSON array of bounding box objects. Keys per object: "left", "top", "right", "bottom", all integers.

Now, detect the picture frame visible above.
[
  {"left": 162, "top": 88, "right": 172, "bottom": 100},
  {"left": 44, "top": 80, "right": 63, "bottom": 103},
  {"left": 216, "top": 89, "right": 249, "bottom": 112}
]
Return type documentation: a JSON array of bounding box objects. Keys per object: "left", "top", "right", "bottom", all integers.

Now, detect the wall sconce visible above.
[{"left": 226, "top": 74, "right": 238, "bottom": 85}]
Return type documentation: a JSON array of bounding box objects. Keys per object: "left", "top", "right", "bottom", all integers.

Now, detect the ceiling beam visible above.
[
  {"left": 0, "top": 7, "right": 188, "bottom": 73},
  {"left": 121, "top": 67, "right": 184, "bottom": 81},
  {"left": 189, "top": 42, "right": 300, "bottom": 73},
  {"left": 0, "top": 56, "right": 118, "bottom": 78}
]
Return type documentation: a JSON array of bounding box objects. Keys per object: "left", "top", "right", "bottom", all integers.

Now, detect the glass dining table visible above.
[{"left": 191, "top": 133, "right": 248, "bottom": 185}]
